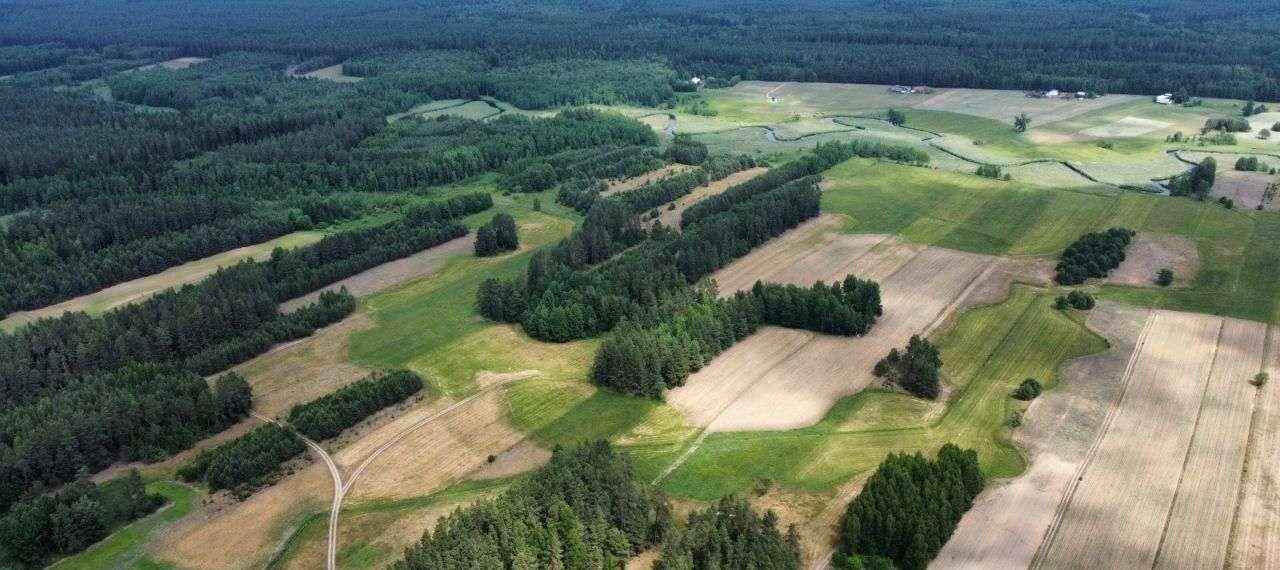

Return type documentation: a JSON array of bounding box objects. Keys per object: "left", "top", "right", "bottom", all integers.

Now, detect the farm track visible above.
[{"left": 253, "top": 389, "right": 491, "bottom": 570}]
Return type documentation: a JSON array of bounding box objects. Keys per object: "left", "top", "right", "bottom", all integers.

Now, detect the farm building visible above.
[{"left": 1155, "top": 93, "right": 1174, "bottom": 105}]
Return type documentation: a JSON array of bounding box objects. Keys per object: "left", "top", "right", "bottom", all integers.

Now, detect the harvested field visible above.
[
  {"left": 278, "top": 234, "right": 473, "bottom": 312},
  {"left": 1212, "top": 170, "right": 1276, "bottom": 211},
  {"left": 156, "top": 462, "right": 330, "bottom": 570},
  {"left": 668, "top": 216, "right": 995, "bottom": 432},
  {"left": 234, "top": 312, "right": 375, "bottom": 418},
  {"left": 343, "top": 390, "right": 527, "bottom": 500},
  {"left": 1105, "top": 233, "right": 1199, "bottom": 288},
  {"left": 1078, "top": 116, "right": 1171, "bottom": 138},
  {"left": 1229, "top": 328, "right": 1280, "bottom": 569},
  {"left": 1, "top": 231, "right": 322, "bottom": 331},
  {"left": 918, "top": 89, "right": 1136, "bottom": 126},
  {"left": 720, "top": 81, "right": 933, "bottom": 120},
  {"left": 1155, "top": 318, "right": 1265, "bottom": 569},
  {"left": 469, "top": 440, "right": 551, "bottom": 480},
  {"left": 935, "top": 303, "right": 1150, "bottom": 570},
  {"left": 1035, "top": 311, "right": 1270, "bottom": 570},
  {"left": 654, "top": 166, "right": 768, "bottom": 228},
  {"left": 601, "top": 164, "right": 696, "bottom": 196}
]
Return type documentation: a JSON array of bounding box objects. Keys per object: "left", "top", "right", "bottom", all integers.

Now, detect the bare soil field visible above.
[
  {"left": 278, "top": 234, "right": 473, "bottom": 313},
  {"left": 469, "top": 440, "right": 552, "bottom": 480},
  {"left": 1104, "top": 233, "right": 1199, "bottom": 289},
  {"left": 1229, "top": 329, "right": 1280, "bottom": 569},
  {"left": 156, "top": 462, "right": 330, "bottom": 570},
  {"left": 1212, "top": 170, "right": 1276, "bottom": 211},
  {"left": 234, "top": 312, "right": 375, "bottom": 418},
  {"left": 343, "top": 390, "right": 527, "bottom": 500},
  {"left": 918, "top": 89, "right": 1136, "bottom": 126},
  {"left": 1, "top": 231, "right": 322, "bottom": 331},
  {"left": 1154, "top": 318, "right": 1265, "bottom": 569},
  {"left": 1034, "top": 311, "right": 1263, "bottom": 570},
  {"left": 601, "top": 164, "right": 696, "bottom": 197},
  {"left": 935, "top": 303, "right": 1150, "bottom": 570},
  {"left": 653, "top": 167, "right": 768, "bottom": 228},
  {"left": 668, "top": 217, "right": 995, "bottom": 432}
]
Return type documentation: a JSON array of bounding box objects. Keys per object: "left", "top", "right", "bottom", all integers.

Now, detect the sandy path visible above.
[
  {"left": 1, "top": 231, "right": 321, "bottom": 331},
  {"left": 1228, "top": 327, "right": 1280, "bottom": 569},
  {"left": 934, "top": 303, "right": 1151, "bottom": 570},
  {"left": 278, "top": 234, "right": 473, "bottom": 313},
  {"left": 1154, "top": 318, "right": 1266, "bottom": 569},
  {"left": 654, "top": 167, "right": 768, "bottom": 228},
  {"left": 1035, "top": 311, "right": 1222, "bottom": 569},
  {"left": 669, "top": 218, "right": 994, "bottom": 432}
]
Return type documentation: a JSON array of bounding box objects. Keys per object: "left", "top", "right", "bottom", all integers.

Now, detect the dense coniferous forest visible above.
[
  {"left": 0, "top": 470, "right": 163, "bottom": 566},
  {"left": 835, "top": 445, "right": 984, "bottom": 570},
  {"left": 0, "top": 367, "right": 251, "bottom": 514},
  {"left": 287, "top": 370, "right": 424, "bottom": 441},
  {"left": 2, "top": 1, "right": 1278, "bottom": 99},
  {"left": 1053, "top": 228, "right": 1137, "bottom": 285},
  {"left": 392, "top": 442, "right": 670, "bottom": 570}
]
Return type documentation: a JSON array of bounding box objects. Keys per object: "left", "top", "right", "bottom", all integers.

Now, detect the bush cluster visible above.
[
  {"left": 1053, "top": 228, "right": 1135, "bottom": 285},
  {"left": 874, "top": 335, "right": 942, "bottom": 399}
]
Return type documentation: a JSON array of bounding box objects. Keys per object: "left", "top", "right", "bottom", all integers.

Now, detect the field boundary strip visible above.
[{"left": 1223, "top": 324, "right": 1276, "bottom": 564}]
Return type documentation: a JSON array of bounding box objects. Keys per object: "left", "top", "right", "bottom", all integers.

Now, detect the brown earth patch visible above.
[
  {"left": 278, "top": 234, "right": 473, "bottom": 312},
  {"left": 601, "top": 164, "right": 696, "bottom": 197},
  {"left": 469, "top": 440, "right": 552, "bottom": 480},
  {"left": 1212, "top": 170, "right": 1276, "bottom": 211},
  {"left": 343, "top": 391, "right": 525, "bottom": 500},
  {"left": 1105, "top": 233, "right": 1199, "bottom": 288},
  {"left": 652, "top": 167, "right": 768, "bottom": 228},
  {"left": 155, "top": 462, "right": 330, "bottom": 570}
]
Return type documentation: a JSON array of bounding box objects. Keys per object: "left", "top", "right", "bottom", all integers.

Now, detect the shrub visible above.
[
  {"left": 975, "top": 164, "right": 1003, "bottom": 179},
  {"left": 1236, "top": 156, "right": 1263, "bottom": 171},
  {"left": 1013, "top": 378, "right": 1043, "bottom": 400},
  {"left": 1156, "top": 268, "right": 1174, "bottom": 287},
  {"left": 1253, "top": 373, "right": 1269, "bottom": 387}
]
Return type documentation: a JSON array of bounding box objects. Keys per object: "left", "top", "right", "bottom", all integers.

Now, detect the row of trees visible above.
[
  {"left": 616, "top": 155, "right": 757, "bottom": 215},
  {"left": 0, "top": 366, "right": 251, "bottom": 514},
  {"left": 177, "top": 423, "right": 306, "bottom": 493},
  {"left": 873, "top": 335, "right": 943, "bottom": 399},
  {"left": 1053, "top": 228, "right": 1136, "bottom": 285},
  {"left": 287, "top": 370, "right": 424, "bottom": 441},
  {"left": 835, "top": 445, "right": 984, "bottom": 570},
  {"left": 0, "top": 470, "right": 163, "bottom": 566},
  {"left": 592, "top": 275, "right": 882, "bottom": 398},
  {"left": 500, "top": 145, "right": 663, "bottom": 193}
]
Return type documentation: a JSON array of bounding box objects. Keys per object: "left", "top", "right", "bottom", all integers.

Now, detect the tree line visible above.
[
  {"left": 0, "top": 469, "right": 163, "bottom": 567},
  {"left": 835, "top": 445, "right": 984, "bottom": 570},
  {"left": 500, "top": 145, "right": 663, "bottom": 194},
  {"left": 287, "top": 370, "right": 424, "bottom": 441},
  {"left": 177, "top": 423, "right": 306, "bottom": 493},
  {"left": 391, "top": 441, "right": 800, "bottom": 570},
  {"left": 593, "top": 276, "right": 882, "bottom": 398},
  {"left": 1053, "top": 228, "right": 1136, "bottom": 285},
  {"left": 616, "top": 155, "right": 757, "bottom": 215}
]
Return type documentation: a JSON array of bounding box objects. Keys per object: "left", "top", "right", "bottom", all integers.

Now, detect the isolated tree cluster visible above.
[
  {"left": 178, "top": 423, "right": 306, "bottom": 493},
  {"left": 874, "top": 335, "right": 943, "bottom": 399},
  {"left": 475, "top": 213, "right": 520, "bottom": 257},
  {"left": 1053, "top": 228, "right": 1135, "bottom": 285},
  {"left": 288, "top": 370, "right": 424, "bottom": 441}
]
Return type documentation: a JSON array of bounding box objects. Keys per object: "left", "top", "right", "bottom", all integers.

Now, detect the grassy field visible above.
[
  {"left": 48, "top": 482, "right": 198, "bottom": 570},
  {"left": 822, "top": 158, "right": 1280, "bottom": 324},
  {"left": 656, "top": 285, "right": 1106, "bottom": 500}
]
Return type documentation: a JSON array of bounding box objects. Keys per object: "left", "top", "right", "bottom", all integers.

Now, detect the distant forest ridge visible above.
[{"left": 2, "top": 0, "right": 1279, "bottom": 100}]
